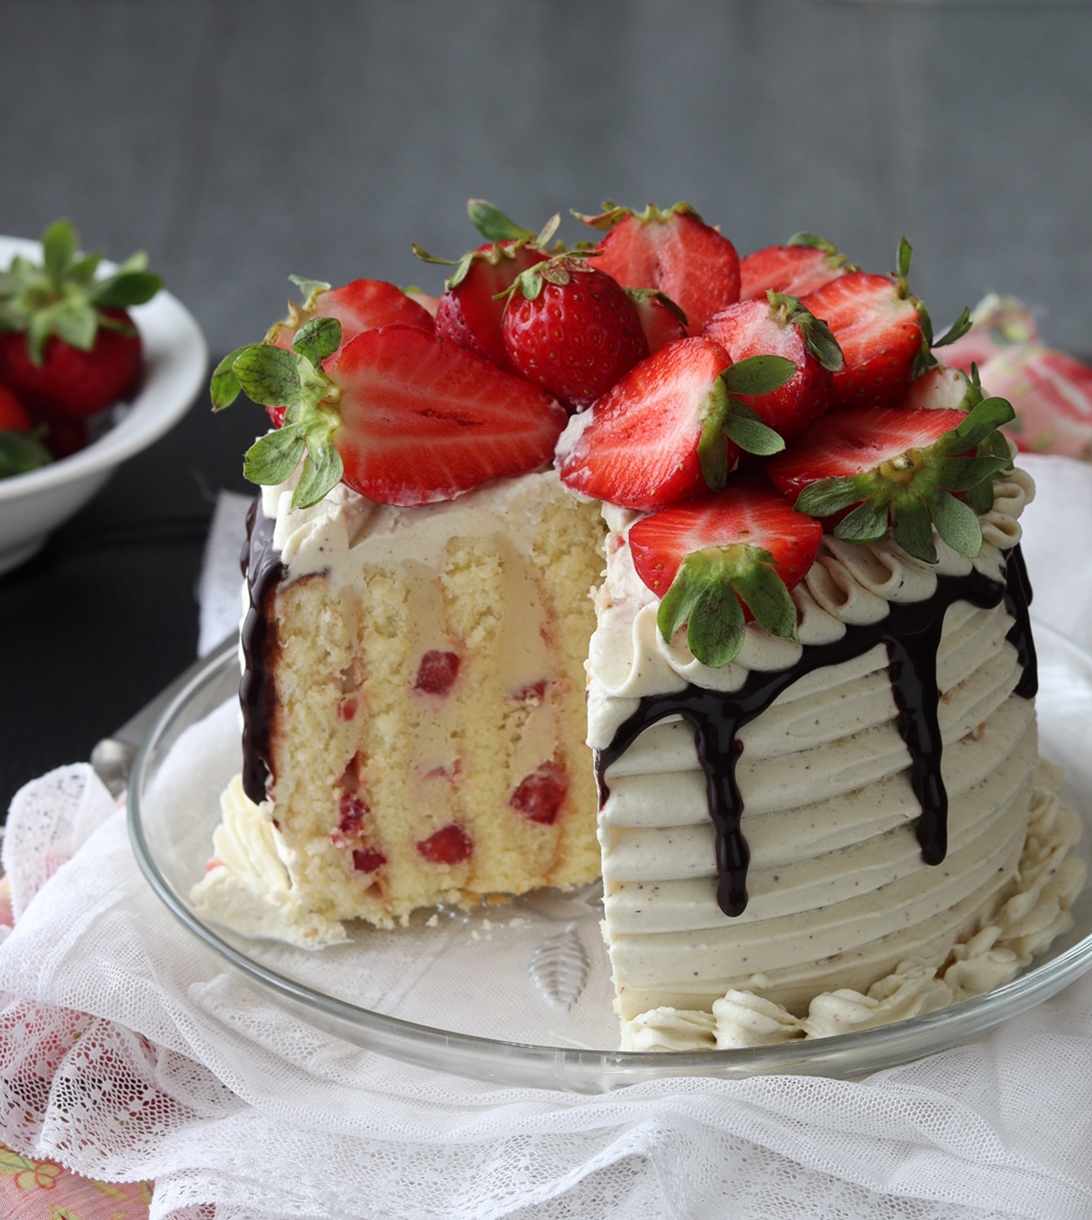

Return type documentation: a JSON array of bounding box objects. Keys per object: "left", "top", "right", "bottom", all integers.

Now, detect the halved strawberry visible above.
[
  {"left": 415, "top": 200, "right": 557, "bottom": 372},
  {"left": 268, "top": 277, "right": 434, "bottom": 351},
  {"left": 627, "top": 288, "right": 689, "bottom": 353},
  {"left": 212, "top": 321, "right": 567, "bottom": 508},
  {"left": 799, "top": 240, "right": 971, "bottom": 410},
  {"left": 766, "top": 396, "right": 1016, "bottom": 563},
  {"left": 702, "top": 294, "right": 843, "bottom": 442},
  {"left": 501, "top": 255, "right": 649, "bottom": 409},
  {"left": 577, "top": 202, "right": 740, "bottom": 335},
  {"left": 261, "top": 278, "right": 436, "bottom": 427},
  {"left": 556, "top": 337, "right": 792, "bottom": 512},
  {"left": 628, "top": 485, "right": 822, "bottom": 667},
  {"left": 739, "top": 233, "right": 851, "bottom": 301}
]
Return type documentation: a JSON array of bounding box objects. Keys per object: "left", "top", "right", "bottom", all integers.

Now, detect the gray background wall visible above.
[{"left": 3, "top": 0, "right": 1090, "bottom": 361}]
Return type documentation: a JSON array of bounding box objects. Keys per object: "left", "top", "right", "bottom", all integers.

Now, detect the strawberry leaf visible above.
[
  {"left": 42, "top": 219, "right": 77, "bottom": 284},
  {"left": 655, "top": 544, "right": 799, "bottom": 667},
  {"left": 734, "top": 562, "right": 800, "bottom": 641},
  {"left": 209, "top": 345, "right": 252, "bottom": 410},
  {"left": 92, "top": 269, "right": 162, "bottom": 308},
  {"left": 892, "top": 498, "right": 937, "bottom": 563},
  {"left": 292, "top": 316, "right": 342, "bottom": 367},
  {"left": 721, "top": 354, "right": 796, "bottom": 397},
  {"left": 794, "top": 476, "right": 868, "bottom": 518},
  {"left": 467, "top": 199, "right": 535, "bottom": 244},
  {"left": 233, "top": 344, "right": 303, "bottom": 409},
  {"left": 933, "top": 306, "right": 973, "bottom": 348},
  {"left": 0, "top": 429, "right": 52, "bottom": 477},
  {"left": 721, "top": 398, "right": 786, "bottom": 457},
  {"left": 834, "top": 498, "right": 889, "bottom": 545},
  {"left": 687, "top": 583, "right": 747, "bottom": 668},
  {"left": 787, "top": 232, "right": 840, "bottom": 253},
  {"left": 950, "top": 395, "right": 1016, "bottom": 449},
  {"left": 244, "top": 425, "right": 307, "bottom": 485},
  {"left": 931, "top": 489, "right": 983, "bottom": 558},
  {"left": 292, "top": 442, "right": 344, "bottom": 509}
]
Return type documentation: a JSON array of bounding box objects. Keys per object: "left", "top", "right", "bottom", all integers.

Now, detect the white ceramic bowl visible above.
[{"left": 0, "top": 235, "right": 208, "bottom": 576}]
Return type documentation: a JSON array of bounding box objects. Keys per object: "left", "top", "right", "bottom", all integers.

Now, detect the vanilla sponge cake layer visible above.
[
  {"left": 588, "top": 466, "right": 1085, "bottom": 1039},
  {"left": 195, "top": 470, "right": 605, "bottom": 938}
]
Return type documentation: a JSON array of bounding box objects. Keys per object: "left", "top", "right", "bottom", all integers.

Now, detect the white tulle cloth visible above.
[{"left": 0, "top": 455, "right": 1090, "bottom": 1220}]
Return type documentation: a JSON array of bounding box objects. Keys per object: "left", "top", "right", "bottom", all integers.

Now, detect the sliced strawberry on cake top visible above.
[
  {"left": 628, "top": 484, "right": 822, "bottom": 667},
  {"left": 799, "top": 239, "right": 971, "bottom": 410},
  {"left": 739, "top": 232, "right": 852, "bottom": 301},
  {"left": 556, "top": 336, "right": 792, "bottom": 512},
  {"left": 268, "top": 277, "right": 435, "bottom": 351},
  {"left": 766, "top": 393, "right": 1016, "bottom": 563},
  {"left": 415, "top": 200, "right": 557, "bottom": 373},
  {"left": 577, "top": 201, "right": 741, "bottom": 335},
  {"left": 212, "top": 320, "right": 567, "bottom": 508},
  {"left": 702, "top": 293, "right": 843, "bottom": 442}
]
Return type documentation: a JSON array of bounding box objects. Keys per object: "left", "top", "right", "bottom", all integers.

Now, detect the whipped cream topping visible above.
[{"left": 619, "top": 764, "right": 1085, "bottom": 1050}]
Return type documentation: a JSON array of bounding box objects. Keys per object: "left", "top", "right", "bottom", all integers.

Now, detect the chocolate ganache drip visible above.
[
  {"left": 240, "top": 497, "right": 285, "bottom": 804},
  {"left": 594, "top": 547, "right": 1036, "bottom": 919}
]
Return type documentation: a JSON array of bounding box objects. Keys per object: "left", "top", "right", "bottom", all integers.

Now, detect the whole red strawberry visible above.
[
  {"left": 501, "top": 255, "right": 649, "bottom": 410},
  {"left": 702, "top": 293, "right": 843, "bottom": 442},
  {"left": 0, "top": 219, "right": 161, "bottom": 420},
  {"left": 577, "top": 201, "right": 741, "bottom": 335}
]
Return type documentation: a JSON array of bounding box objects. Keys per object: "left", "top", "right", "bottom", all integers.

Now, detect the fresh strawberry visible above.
[
  {"left": 766, "top": 395, "right": 1016, "bottom": 563},
  {"left": 268, "top": 277, "right": 434, "bottom": 351},
  {"left": 0, "top": 384, "right": 30, "bottom": 432},
  {"left": 577, "top": 202, "right": 740, "bottom": 335},
  {"left": 211, "top": 321, "right": 567, "bottom": 508},
  {"left": 895, "top": 363, "right": 975, "bottom": 413},
  {"left": 739, "top": 233, "right": 851, "bottom": 301},
  {"left": 702, "top": 294, "right": 843, "bottom": 441},
  {"left": 0, "top": 384, "right": 52, "bottom": 478},
  {"left": 0, "top": 219, "right": 160, "bottom": 419},
  {"left": 416, "top": 200, "right": 558, "bottom": 373},
  {"left": 799, "top": 239, "right": 970, "bottom": 410},
  {"left": 628, "top": 485, "right": 822, "bottom": 667},
  {"left": 627, "top": 288, "right": 689, "bottom": 353},
  {"left": 556, "top": 336, "right": 792, "bottom": 511},
  {"left": 501, "top": 255, "right": 649, "bottom": 409}
]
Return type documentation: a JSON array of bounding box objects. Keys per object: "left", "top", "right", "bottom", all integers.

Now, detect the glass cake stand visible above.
[{"left": 127, "top": 621, "right": 1092, "bottom": 1093}]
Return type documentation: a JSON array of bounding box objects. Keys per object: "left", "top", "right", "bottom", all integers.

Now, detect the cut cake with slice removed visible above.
[{"left": 192, "top": 469, "right": 606, "bottom": 940}]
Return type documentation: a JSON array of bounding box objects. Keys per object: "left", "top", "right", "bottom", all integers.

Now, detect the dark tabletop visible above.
[{"left": 0, "top": 367, "right": 262, "bottom": 820}]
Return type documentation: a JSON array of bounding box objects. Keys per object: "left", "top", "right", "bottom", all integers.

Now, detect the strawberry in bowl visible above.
[{"left": 0, "top": 219, "right": 162, "bottom": 453}]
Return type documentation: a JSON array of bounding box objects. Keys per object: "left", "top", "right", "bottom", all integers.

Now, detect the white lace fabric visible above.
[{"left": 0, "top": 456, "right": 1090, "bottom": 1219}]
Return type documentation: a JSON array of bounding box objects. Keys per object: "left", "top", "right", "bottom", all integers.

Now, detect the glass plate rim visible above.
[{"left": 126, "top": 618, "right": 1092, "bottom": 1091}]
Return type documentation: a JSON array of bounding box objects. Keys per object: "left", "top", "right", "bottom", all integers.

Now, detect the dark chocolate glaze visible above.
[
  {"left": 594, "top": 547, "right": 1036, "bottom": 918},
  {"left": 240, "top": 498, "right": 285, "bottom": 804}
]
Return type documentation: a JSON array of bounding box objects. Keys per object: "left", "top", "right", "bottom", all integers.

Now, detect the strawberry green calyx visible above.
[
  {"left": 887, "top": 237, "right": 973, "bottom": 379},
  {"left": 504, "top": 253, "right": 596, "bottom": 302},
  {"left": 210, "top": 316, "right": 345, "bottom": 510},
  {"left": 765, "top": 293, "right": 844, "bottom": 371},
  {"left": 263, "top": 275, "right": 332, "bottom": 341},
  {"left": 658, "top": 543, "right": 800, "bottom": 667},
  {"left": 697, "top": 355, "right": 795, "bottom": 488},
  {"left": 794, "top": 394, "right": 1016, "bottom": 564},
  {"left": 574, "top": 200, "right": 704, "bottom": 231},
  {"left": 786, "top": 232, "right": 848, "bottom": 261},
  {"left": 413, "top": 203, "right": 561, "bottom": 290},
  {"left": 0, "top": 429, "right": 52, "bottom": 478},
  {"left": 0, "top": 219, "right": 161, "bottom": 363}
]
